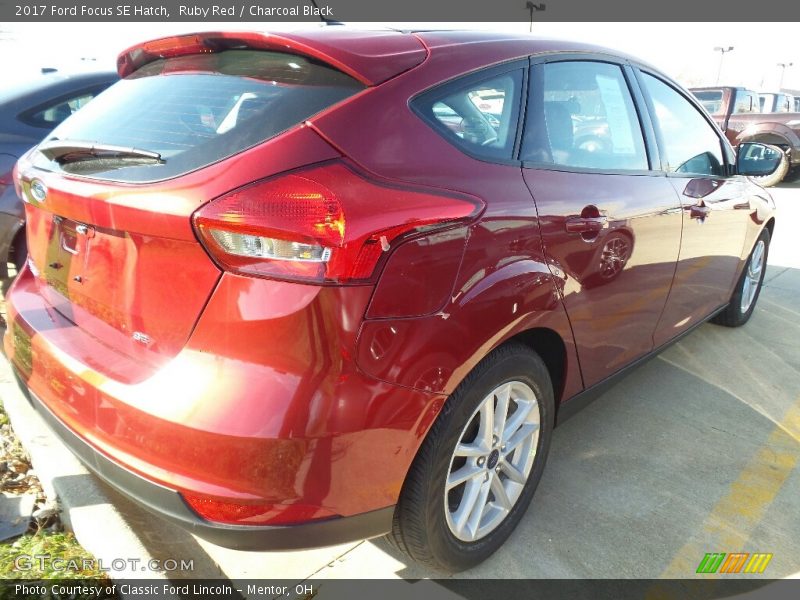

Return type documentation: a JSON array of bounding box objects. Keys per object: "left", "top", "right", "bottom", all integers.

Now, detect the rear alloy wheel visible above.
[
  {"left": 712, "top": 228, "right": 770, "bottom": 327},
  {"left": 445, "top": 381, "right": 540, "bottom": 542},
  {"left": 386, "top": 343, "right": 554, "bottom": 572}
]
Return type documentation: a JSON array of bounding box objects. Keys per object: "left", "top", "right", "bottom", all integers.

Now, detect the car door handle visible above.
[
  {"left": 565, "top": 216, "right": 608, "bottom": 234},
  {"left": 688, "top": 204, "right": 711, "bottom": 219}
]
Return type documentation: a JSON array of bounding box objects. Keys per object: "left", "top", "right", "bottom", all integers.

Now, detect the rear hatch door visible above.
[{"left": 18, "top": 45, "right": 364, "bottom": 368}]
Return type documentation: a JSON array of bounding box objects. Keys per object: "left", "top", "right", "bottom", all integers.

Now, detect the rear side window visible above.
[
  {"left": 521, "top": 61, "right": 648, "bottom": 171},
  {"left": 413, "top": 70, "right": 523, "bottom": 161},
  {"left": 694, "top": 90, "right": 724, "bottom": 115},
  {"left": 35, "top": 51, "right": 364, "bottom": 182}
]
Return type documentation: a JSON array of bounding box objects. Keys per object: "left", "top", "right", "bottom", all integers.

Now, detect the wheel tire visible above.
[
  {"left": 783, "top": 167, "right": 800, "bottom": 183},
  {"left": 386, "top": 343, "right": 554, "bottom": 572},
  {"left": 750, "top": 150, "right": 789, "bottom": 187},
  {"left": 712, "top": 228, "right": 770, "bottom": 328},
  {"left": 11, "top": 229, "right": 27, "bottom": 277}
]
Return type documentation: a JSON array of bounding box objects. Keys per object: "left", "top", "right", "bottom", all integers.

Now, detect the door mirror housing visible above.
[{"left": 736, "top": 142, "right": 785, "bottom": 176}]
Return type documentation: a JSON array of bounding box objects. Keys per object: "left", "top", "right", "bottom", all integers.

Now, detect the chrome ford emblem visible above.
[{"left": 30, "top": 179, "right": 47, "bottom": 202}]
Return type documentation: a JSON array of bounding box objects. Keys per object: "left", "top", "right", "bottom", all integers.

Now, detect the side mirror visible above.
[{"left": 736, "top": 142, "right": 785, "bottom": 176}]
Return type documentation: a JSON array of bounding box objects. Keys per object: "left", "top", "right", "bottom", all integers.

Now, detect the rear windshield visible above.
[
  {"left": 693, "top": 90, "right": 723, "bottom": 115},
  {"left": 32, "top": 50, "right": 364, "bottom": 183}
]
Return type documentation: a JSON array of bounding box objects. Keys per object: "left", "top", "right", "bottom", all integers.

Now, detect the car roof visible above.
[
  {"left": 415, "top": 30, "right": 659, "bottom": 66},
  {"left": 117, "top": 29, "right": 428, "bottom": 85},
  {"left": 120, "top": 28, "right": 662, "bottom": 86}
]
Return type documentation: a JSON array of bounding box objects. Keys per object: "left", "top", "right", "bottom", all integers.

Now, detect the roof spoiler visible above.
[{"left": 117, "top": 30, "right": 427, "bottom": 86}]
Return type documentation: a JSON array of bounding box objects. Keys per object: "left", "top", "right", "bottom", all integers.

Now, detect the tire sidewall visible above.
[{"left": 731, "top": 229, "right": 770, "bottom": 324}]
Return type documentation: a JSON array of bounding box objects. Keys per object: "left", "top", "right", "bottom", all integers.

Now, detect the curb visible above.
[{"left": 0, "top": 355, "right": 174, "bottom": 584}]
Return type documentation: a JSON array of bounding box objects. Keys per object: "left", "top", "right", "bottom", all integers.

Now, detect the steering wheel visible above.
[
  {"left": 462, "top": 116, "right": 498, "bottom": 146},
  {"left": 179, "top": 111, "right": 215, "bottom": 135}
]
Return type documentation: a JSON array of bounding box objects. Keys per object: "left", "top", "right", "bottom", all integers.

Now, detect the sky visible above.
[{"left": 0, "top": 22, "right": 798, "bottom": 92}]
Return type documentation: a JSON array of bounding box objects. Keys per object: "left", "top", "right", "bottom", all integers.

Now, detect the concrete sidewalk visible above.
[{"left": 2, "top": 182, "right": 799, "bottom": 583}]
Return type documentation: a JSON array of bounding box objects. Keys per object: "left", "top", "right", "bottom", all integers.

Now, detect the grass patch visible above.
[
  {"left": 0, "top": 380, "right": 107, "bottom": 583},
  {"left": 0, "top": 532, "right": 108, "bottom": 579}
]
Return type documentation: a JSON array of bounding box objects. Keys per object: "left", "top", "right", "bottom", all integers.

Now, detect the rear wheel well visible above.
[
  {"left": 505, "top": 328, "right": 566, "bottom": 405},
  {"left": 10, "top": 226, "right": 27, "bottom": 273},
  {"left": 765, "top": 217, "right": 775, "bottom": 240}
]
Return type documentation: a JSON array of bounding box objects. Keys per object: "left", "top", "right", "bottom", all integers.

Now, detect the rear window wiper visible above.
[{"left": 38, "top": 140, "right": 164, "bottom": 165}]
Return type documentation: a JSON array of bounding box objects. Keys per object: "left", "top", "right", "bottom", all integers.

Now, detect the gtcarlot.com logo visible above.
[
  {"left": 696, "top": 552, "right": 773, "bottom": 574},
  {"left": 14, "top": 555, "right": 194, "bottom": 573}
]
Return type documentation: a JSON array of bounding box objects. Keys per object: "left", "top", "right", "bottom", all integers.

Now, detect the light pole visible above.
[
  {"left": 526, "top": 2, "right": 546, "bottom": 33},
  {"left": 777, "top": 62, "right": 794, "bottom": 89},
  {"left": 714, "top": 46, "right": 734, "bottom": 85}
]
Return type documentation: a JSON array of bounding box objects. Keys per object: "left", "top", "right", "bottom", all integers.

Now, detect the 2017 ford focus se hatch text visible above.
[{"left": 5, "top": 29, "right": 779, "bottom": 572}]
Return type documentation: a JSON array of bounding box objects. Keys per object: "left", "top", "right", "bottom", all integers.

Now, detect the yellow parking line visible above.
[{"left": 658, "top": 395, "right": 800, "bottom": 585}]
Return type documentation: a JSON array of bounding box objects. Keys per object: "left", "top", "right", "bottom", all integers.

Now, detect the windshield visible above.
[{"left": 32, "top": 50, "right": 364, "bottom": 182}]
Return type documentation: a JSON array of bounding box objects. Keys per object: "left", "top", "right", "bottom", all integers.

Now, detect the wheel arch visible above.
[
  {"left": 0, "top": 216, "right": 25, "bottom": 279},
  {"left": 500, "top": 327, "right": 568, "bottom": 408},
  {"left": 764, "top": 216, "right": 775, "bottom": 239},
  {"left": 737, "top": 124, "right": 799, "bottom": 151}
]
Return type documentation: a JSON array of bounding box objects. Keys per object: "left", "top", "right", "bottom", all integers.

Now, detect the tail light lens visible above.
[
  {"left": 182, "top": 493, "right": 336, "bottom": 526},
  {"left": 192, "top": 162, "right": 483, "bottom": 284}
]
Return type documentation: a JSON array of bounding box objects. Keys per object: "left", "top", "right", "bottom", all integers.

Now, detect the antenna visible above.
[
  {"left": 526, "top": 2, "right": 546, "bottom": 33},
  {"left": 307, "top": 0, "right": 344, "bottom": 26}
]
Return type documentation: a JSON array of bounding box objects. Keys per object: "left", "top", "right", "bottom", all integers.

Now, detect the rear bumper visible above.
[
  {"left": 4, "top": 266, "right": 443, "bottom": 546},
  {"left": 15, "top": 375, "right": 393, "bottom": 550}
]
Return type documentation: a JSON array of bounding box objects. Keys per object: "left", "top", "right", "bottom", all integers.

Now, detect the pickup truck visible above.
[
  {"left": 691, "top": 86, "right": 800, "bottom": 186},
  {"left": 759, "top": 91, "right": 796, "bottom": 113}
]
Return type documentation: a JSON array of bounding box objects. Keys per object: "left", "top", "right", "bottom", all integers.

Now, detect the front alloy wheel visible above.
[
  {"left": 740, "top": 239, "right": 765, "bottom": 314},
  {"left": 712, "top": 227, "right": 770, "bottom": 328}
]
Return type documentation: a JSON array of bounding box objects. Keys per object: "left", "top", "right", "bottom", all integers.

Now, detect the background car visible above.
[
  {"left": 690, "top": 85, "right": 800, "bottom": 185},
  {"left": 759, "top": 91, "right": 795, "bottom": 113},
  {"left": 0, "top": 70, "right": 118, "bottom": 277}
]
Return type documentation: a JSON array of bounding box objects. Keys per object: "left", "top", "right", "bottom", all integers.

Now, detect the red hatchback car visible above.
[{"left": 5, "top": 29, "right": 779, "bottom": 572}]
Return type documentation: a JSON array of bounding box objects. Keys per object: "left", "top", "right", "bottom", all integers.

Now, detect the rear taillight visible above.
[
  {"left": 182, "top": 493, "right": 336, "bottom": 526},
  {"left": 192, "top": 162, "right": 483, "bottom": 284}
]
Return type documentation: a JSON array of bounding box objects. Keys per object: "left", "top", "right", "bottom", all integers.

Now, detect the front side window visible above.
[
  {"left": 641, "top": 73, "right": 725, "bottom": 176},
  {"left": 413, "top": 70, "right": 523, "bottom": 161},
  {"left": 521, "top": 61, "right": 648, "bottom": 171}
]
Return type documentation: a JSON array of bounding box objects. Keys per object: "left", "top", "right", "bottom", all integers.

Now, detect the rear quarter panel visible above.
[{"left": 311, "top": 37, "right": 585, "bottom": 404}]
